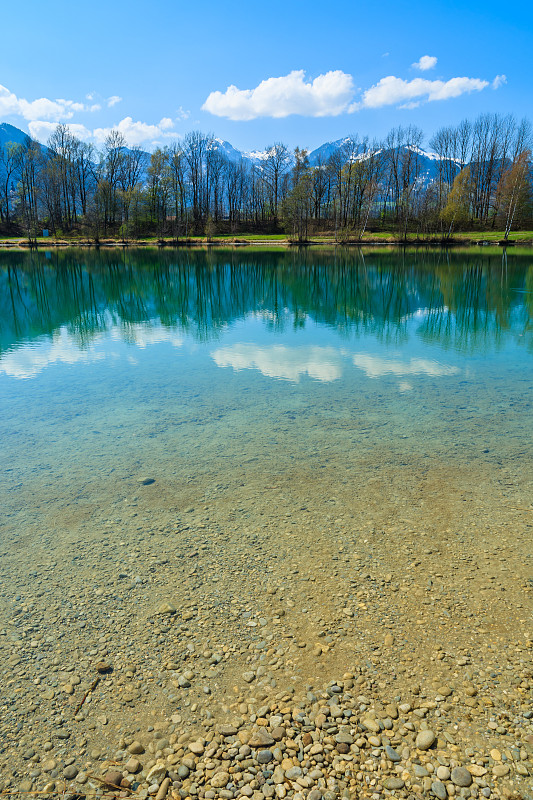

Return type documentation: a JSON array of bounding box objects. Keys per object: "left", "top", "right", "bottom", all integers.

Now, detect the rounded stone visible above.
[
  {"left": 385, "top": 745, "right": 401, "bottom": 762},
  {"left": 416, "top": 730, "right": 436, "bottom": 750},
  {"left": 63, "top": 766, "right": 79, "bottom": 781},
  {"left": 451, "top": 767, "right": 473, "bottom": 787},
  {"left": 210, "top": 771, "right": 230, "bottom": 788},
  {"left": 383, "top": 777, "right": 405, "bottom": 790},
  {"left": 285, "top": 766, "right": 303, "bottom": 780},
  {"left": 432, "top": 780, "right": 448, "bottom": 800},
  {"left": 492, "top": 764, "right": 510, "bottom": 777},
  {"left": 104, "top": 771, "right": 123, "bottom": 787},
  {"left": 436, "top": 766, "right": 450, "bottom": 781},
  {"left": 257, "top": 750, "right": 273, "bottom": 764}
]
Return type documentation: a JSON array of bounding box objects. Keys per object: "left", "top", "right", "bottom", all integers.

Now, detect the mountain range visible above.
[{"left": 1, "top": 122, "right": 443, "bottom": 183}]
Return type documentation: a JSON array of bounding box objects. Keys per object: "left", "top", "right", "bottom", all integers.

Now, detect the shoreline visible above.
[{"left": 0, "top": 237, "right": 532, "bottom": 250}]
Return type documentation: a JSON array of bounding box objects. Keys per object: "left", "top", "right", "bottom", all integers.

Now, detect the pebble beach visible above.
[{"left": 0, "top": 460, "right": 531, "bottom": 800}]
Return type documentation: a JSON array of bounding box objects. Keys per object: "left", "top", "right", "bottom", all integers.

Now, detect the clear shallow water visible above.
[
  {"left": 0, "top": 247, "right": 532, "bottom": 538},
  {"left": 0, "top": 247, "right": 532, "bottom": 784}
]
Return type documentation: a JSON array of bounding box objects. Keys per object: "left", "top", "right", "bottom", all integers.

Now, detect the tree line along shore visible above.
[{"left": 0, "top": 113, "right": 531, "bottom": 245}]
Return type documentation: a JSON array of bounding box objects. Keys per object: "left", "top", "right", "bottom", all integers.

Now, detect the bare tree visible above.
[
  {"left": 0, "top": 141, "right": 22, "bottom": 225},
  {"left": 261, "top": 142, "right": 292, "bottom": 226}
]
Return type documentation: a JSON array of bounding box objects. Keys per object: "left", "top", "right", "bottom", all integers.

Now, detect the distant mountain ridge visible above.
[
  {"left": 0, "top": 121, "right": 446, "bottom": 186},
  {"left": 0, "top": 122, "right": 34, "bottom": 149}
]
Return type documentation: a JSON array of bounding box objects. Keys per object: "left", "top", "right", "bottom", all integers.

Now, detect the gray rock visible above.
[
  {"left": 335, "top": 732, "right": 353, "bottom": 744},
  {"left": 432, "top": 780, "right": 447, "bottom": 800},
  {"left": 385, "top": 745, "right": 401, "bottom": 762},
  {"left": 451, "top": 767, "right": 472, "bottom": 787},
  {"left": 415, "top": 729, "right": 436, "bottom": 750},
  {"left": 218, "top": 724, "right": 238, "bottom": 737},
  {"left": 285, "top": 766, "right": 303, "bottom": 780},
  {"left": 257, "top": 749, "right": 273, "bottom": 764},
  {"left": 63, "top": 766, "right": 78, "bottom": 780},
  {"left": 383, "top": 777, "right": 405, "bottom": 790},
  {"left": 248, "top": 729, "right": 275, "bottom": 748}
]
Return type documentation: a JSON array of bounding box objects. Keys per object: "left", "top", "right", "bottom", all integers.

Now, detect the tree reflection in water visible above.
[{"left": 0, "top": 247, "right": 531, "bottom": 357}]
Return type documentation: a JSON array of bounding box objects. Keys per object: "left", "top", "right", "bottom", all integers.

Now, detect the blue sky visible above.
[{"left": 1, "top": 0, "right": 531, "bottom": 153}]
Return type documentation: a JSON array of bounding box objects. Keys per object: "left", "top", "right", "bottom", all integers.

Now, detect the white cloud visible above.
[
  {"left": 202, "top": 70, "right": 355, "bottom": 120},
  {"left": 92, "top": 116, "right": 178, "bottom": 146},
  {"left": 107, "top": 95, "right": 122, "bottom": 107},
  {"left": 176, "top": 106, "right": 190, "bottom": 120},
  {"left": 28, "top": 120, "right": 93, "bottom": 143},
  {"left": 412, "top": 55, "right": 438, "bottom": 71},
  {"left": 352, "top": 353, "right": 459, "bottom": 379},
  {"left": 211, "top": 344, "right": 343, "bottom": 382},
  {"left": 492, "top": 74, "right": 507, "bottom": 89},
  {"left": 204, "top": 66, "right": 495, "bottom": 119},
  {"left": 28, "top": 115, "right": 180, "bottom": 148},
  {"left": 0, "top": 83, "right": 101, "bottom": 122},
  {"left": 359, "top": 75, "right": 489, "bottom": 108}
]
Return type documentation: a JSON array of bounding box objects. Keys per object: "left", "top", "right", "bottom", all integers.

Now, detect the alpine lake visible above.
[{"left": 0, "top": 247, "right": 531, "bottom": 800}]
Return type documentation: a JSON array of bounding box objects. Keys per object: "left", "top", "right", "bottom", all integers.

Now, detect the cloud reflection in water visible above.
[
  {"left": 212, "top": 343, "right": 460, "bottom": 387},
  {"left": 211, "top": 344, "right": 343, "bottom": 382},
  {"left": 0, "top": 324, "right": 184, "bottom": 379}
]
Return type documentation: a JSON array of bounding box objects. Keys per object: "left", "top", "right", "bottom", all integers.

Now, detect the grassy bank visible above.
[{"left": 1, "top": 231, "right": 533, "bottom": 249}]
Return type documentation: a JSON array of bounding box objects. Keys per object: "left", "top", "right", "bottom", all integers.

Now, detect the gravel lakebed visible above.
[{"left": 0, "top": 456, "right": 531, "bottom": 800}]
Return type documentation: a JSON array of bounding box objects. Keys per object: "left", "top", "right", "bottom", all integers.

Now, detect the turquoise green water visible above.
[{"left": 0, "top": 247, "right": 532, "bottom": 547}]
